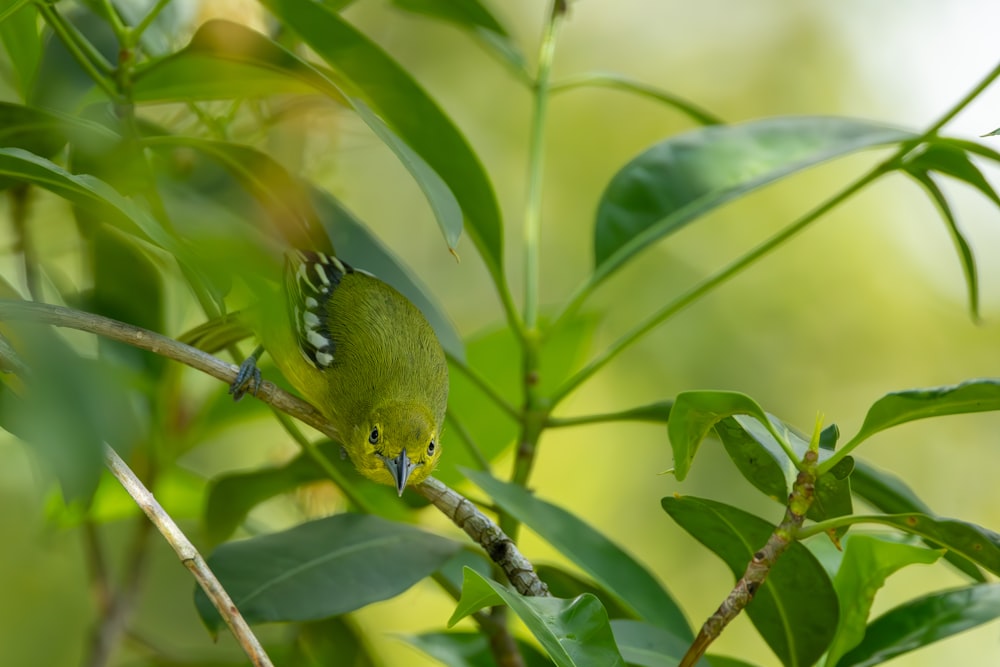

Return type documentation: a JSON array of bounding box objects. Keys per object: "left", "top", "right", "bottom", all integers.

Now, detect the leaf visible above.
[
  {"left": 258, "top": 0, "right": 503, "bottom": 283},
  {"left": 850, "top": 459, "right": 986, "bottom": 582},
  {"left": 594, "top": 116, "right": 914, "bottom": 283},
  {"left": 389, "top": 0, "right": 510, "bottom": 37},
  {"left": 203, "top": 440, "right": 410, "bottom": 544},
  {"left": 842, "top": 379, "right": 1000, "bottom": 455},
  {"left": 902, "top": 141, "right": 1000, "bottom": 206},
  {"left": 662, "top": 495, "right": 839, "bottom": 667},
  {"left": 292, "top": 616, "right": 377, "bottom": 667},
  {"left": 0, "top": 2, "right": 41, "bottom": 99},
  {"left": 667, "top": 390, "right": 780, "bottom": 482},
  {"left": 824, "top": 535, "right": 942, "bottom": 666},
  {"left": 194, "top": 513, "right": 461, "bottom": 632},
  {"left": 536, "top": 565, "right": 635, "bottom": 621},
  {"left": 403, "top": 631, "right": 552, "bottom": 667},
  {"left": 0, "top": 0, "right": 33, "bottom": 24},
  {"left": 466, "top": 470, "right": 691, "bottom": 638},
  {"left": 449, "top": 568, "right": 626, "bottom": 667},
  {"left": 904, "top": 159, "right": 981, "bottom": 319},
  {"left": 836, "top": 583, "right": 1000, "bottom": 667},
  {"left": 610, "top": 619, "right": 702, "bottom": 667}
]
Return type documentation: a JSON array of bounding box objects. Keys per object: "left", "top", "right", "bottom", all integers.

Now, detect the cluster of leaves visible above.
[{"left": 1, "top": 1, "right": 999, "bottom": 666}]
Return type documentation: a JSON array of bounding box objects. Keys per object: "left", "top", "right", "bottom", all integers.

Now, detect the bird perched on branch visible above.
[{"left": 231, "top": 250, "right": 449, "bottom": 495}]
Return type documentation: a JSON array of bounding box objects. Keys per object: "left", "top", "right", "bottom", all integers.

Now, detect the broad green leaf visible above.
[
  {"left": 662, "top": 496, "right": 838, "bottom": 667},
  {"left": 466, "top": 470, "right": 691, "bottom": 638},
  {"left": 403, "top": 631, "right": 551, "bottom": 667},
  {"left": 293, "top": 616, "right": 377, "bottom": 667},
  {"left": 195, "top": 513, "right": 461, "bottom": 631},
  {"left": 258, "top": 0, "right": 504, "bottom": 284},
  {"left": 667, "top": 390, "right": 783, "bottom": 481},
  {"left": 610, "top": 619, "right": 702, "bottom": 667},
  {"left": 203, "top": 440, "right": 410, "bottom": 544},
  {"left": 851, "top": 459, "right": 986, "bottom": 582},
  {"left": 840, "top": 379, "right": 1000, "bottom": 456},
  {"left": 836, "top": 583, "right": 1000, "bottom": 667},
  {"left": 449, "top": 568, "right": 626, "bottom": 667},
  {"left": 824, "top": 535, "right": 942, "bottom": 666},
  {"left": 132, "top": 20, "right": 332, "bottom": 102},
  {"left": 389, "top": 0, "right": 509, "bottom": 37},
  {"left": 594, "top": 116, "right": 914, "bottom": 283},
  {"left": 819, "top": 513, "right": 1000, "bottom": 577},
  {"left": 0, "top": 2, "right": 41, "bottom": 98}
]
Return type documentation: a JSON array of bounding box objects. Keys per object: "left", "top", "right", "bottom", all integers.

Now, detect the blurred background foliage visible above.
[{"left": 0, "top": 0, "right": 999, "bottom": 665}]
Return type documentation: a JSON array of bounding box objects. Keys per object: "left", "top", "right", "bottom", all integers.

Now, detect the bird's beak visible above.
[{"left": 383, "top": 449, "right": 415, "bottom": 497}]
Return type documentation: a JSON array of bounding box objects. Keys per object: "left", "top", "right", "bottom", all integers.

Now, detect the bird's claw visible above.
[{"left": 229, "top": 356, "right": 262, "bottom": 402}]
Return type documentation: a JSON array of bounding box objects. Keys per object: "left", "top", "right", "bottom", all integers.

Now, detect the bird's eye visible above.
[
  {"left": 368, "top": 427, "right": 379, "bottom": 445},
  {"left": 427, "top": 440, "right": 436, "bottom": 456}
]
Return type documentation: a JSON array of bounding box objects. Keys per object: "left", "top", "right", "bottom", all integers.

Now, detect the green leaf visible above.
[
  {"left": 594, "top": 116, "right": 914, "bottom": 283},
  {"left": 662, "top": 496, "right": 839, "bottom": 667},
  {"left": 841, "top": 379, "right": 1000, "bottom": 456},
  {"left": 821, "top": 513, "right": 1000, "bottom": 577},
  {"left": 389, "top": 0, "right": 509, "bottom": 37},
  {"left": 0, "top": 0, "right": 33, "bottom": 24},
  {"left": 902, "top": 141, "right": 1000, "bottom": 206},
  {"left": 466, "top": 470, "right": 691, "bottom": 638},
  {"left": 403, "top": 631, "right": 552, "bottom": 667},
  {"left": 667, "top": 390, "right": 785, "bottom": 481},
  {"left": 449, "top": 568, "right": 626, "bottom": 667},
  {"left": 195, "top": 513, "right": 461, "bottom": 632},
  {"left": 292, "top": 616, "right": 377, "bottom": 667},
  {"left": 258, "top": 0, "right": 503, "bottom": 284},
  {"left": 0, "top": 2, "right": 41, "bottom": 99},
  {"left": 610, "top": 619, "right": 701, "bottom": 667},
  {"left": 824, "top": 535, "right": 942, "bottom": 666},
  {"left": 536, "top": 565, "right": 635, "bottom": 621},
  {"left": 836, "top": 583, "right": 1000, "bottom": 667},
  {"left": 984, "top": 127, "right": 1000, "bottom": 137},
  {"left": 851, "top": 459, "right": 986, "bottom": 582},
  {"left": 203, "top": 440, "right": 410, "bottom": 544}
]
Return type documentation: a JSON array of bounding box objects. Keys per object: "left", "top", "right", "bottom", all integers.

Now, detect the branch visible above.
[
  {"left": 0, "top": 300, "right": 549, "bottom": 599},
  {"left": 679, "top": 450, "right": 819, "bottom": 667},
  {"left": 103, "top": 444, "right": 274, "bottom": 667}
]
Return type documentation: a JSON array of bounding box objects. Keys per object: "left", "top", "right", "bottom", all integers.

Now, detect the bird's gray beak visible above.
[{"left": 383, "top": 449, "right": 415, "bottom": 497}]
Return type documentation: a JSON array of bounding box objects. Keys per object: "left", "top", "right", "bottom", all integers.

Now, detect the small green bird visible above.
[{"left": 234, "top": 250, "right": 449, "bottom": 495}]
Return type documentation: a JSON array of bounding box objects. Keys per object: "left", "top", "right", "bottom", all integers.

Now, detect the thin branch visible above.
[{"left": 103, "top": 444, "right": 274, "bottom": 667}]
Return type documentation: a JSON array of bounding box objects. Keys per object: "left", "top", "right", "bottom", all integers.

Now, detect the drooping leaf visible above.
[
  {"left": 841, "top": 380, "right": 1000, "bottom": 455},
  {"left": 824, "top": 535, "right": 942, "bottom": 666},
  {"left": 466, "top": 470, "right": 691, "bottom": 638},
  {"left": 594, "top": 116, "right": 914, "bottom": 283},
  {"left": 850, "top": 459, "right": 986, "bottom": 582},
  {"left": 257, "top": 0, "right": 504, "bottom": 284},
  {"left": 662, "top": 495, "right": 838, "bottom": 667},
  {"left": 836, "top": 583, "right": 1000, "bottom": 667},
  {"left": 195, "top": 513, "right": 461, "bottom": 632},
  {"left": 449, "top": 568, "right": 626, "bottom": 667},
  {"left": 902, "top": 141, "right": 1000, "bottom": 206}
]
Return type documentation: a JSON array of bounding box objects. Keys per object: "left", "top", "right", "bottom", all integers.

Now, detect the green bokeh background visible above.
[{"left": 1, "top": 0, "right": 999, "bottom": 665}]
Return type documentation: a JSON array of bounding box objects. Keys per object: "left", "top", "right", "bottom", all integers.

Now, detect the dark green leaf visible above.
[
  {"left": 258, "top": 0, "right": 504, "bottom": 284},
  {"left": 825, "top": 535, "right": 942, "bottom": 666},
  {"left": 466, "top": 470, "right": 691, "bottom": 638},
  {"left": 0, "top": 3, "right": 41, "bottom": 99},
  {"left": 30, "top": 7, "right": 118, "bottom": 111},
  {"left": 389, "top": 0, "right": 509, "bottom": 37},
  {"left": 536, "top": 564, "right": 635, "bottom": 620},
  {"left": 902, "top": 141, "right": 1000, "bottom": 206},
  {"left": 195, "top": 513, "right": 461, "bottom": 631},
  {"left": 610, "top": 619, "right": 703, "bottom": 667},
  {"left": 851, "top": 459, "right": 986, "bottom": 581},
  {"left": 449, "top": 568, "right": 626, "bottom": 667},
  {"left": 836, "top": 583, "right": 1000, "bottom": 667},
  {"left": 403, "top": 631, "right": 551, "bottom": 667},
  {"left": 662, "top": 496, "right": 838, "bottom": 667},
  {"left": 292, "top": 616, "right": 377, "bottom": 667},
  {"left": 594, "top": 116, "right": 914, "bottom": 282},
  {"left": 842, "top": 380, "right": 1000, "bottom": 454}
]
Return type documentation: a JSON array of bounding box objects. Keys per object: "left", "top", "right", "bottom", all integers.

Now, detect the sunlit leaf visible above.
[
  {"left": 662, "top": 495, "right": 838, "bottom": 667},
  {"left": 449, "top": 568, "right": 626, "bottom": 667},
  {"left": 836, "top": 583, "right": 1000, "bottom": 667},
  {"left": 824, "top": 535, "right": 942, "bottom": 666},
  {"left": 466, "top": 470, "right": 691, "bottom": 638},
  {"left": 195, "top": 514, "right": 461, "bottom": 632},
  {"left": 850, "top": 459, "right": 985, "bottom": 582},
  {"left": 594, "top": 116, "right": 913, "bottom": 283}
]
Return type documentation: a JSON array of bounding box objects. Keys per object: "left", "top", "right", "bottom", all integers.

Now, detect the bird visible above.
[{"left": 231, "top": 250, "right": 449, "bottom": 495}]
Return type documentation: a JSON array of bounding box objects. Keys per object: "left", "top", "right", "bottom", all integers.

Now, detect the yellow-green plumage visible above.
[{"left": 264, "top": 251, "right": 448, "bottom": 494}]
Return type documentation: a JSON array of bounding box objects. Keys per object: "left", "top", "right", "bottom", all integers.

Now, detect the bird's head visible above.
[{"left": 350, "top": 401, "right": 442, "bottom": 495}]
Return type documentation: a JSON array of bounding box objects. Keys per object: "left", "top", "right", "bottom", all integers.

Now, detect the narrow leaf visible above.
[
  {"left": 195, "top": 514, "right": 461, "bottom": 631},
  {"left": 449, "top": 568, "right": 626, "bottom": 667},
  {"left": 662, "top": 495, "right": 839, "bottom": 667},
  {"left": 851, "top": 459, "right": 986, "bottom": 582},
  {"left": 836, "top": 583, "right": 1000, "bottom": 667},
  {"left": 389, "top": 0, "right": 510, "bottom": 37},
  {"left": 902, "top": 141, "right": 1000, "bottom": 206},
  {"left": 843, "top": 379, "right": 1000, "bottom": 453},
  {"left": 824, "top": 535, "right": 942, "bottom": 666},
  {"left": 594, "top": 116, "right": 914, "bottom": 283},
  {"left": 466, "top": 470, "right": 691, "bottom": 638}
]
